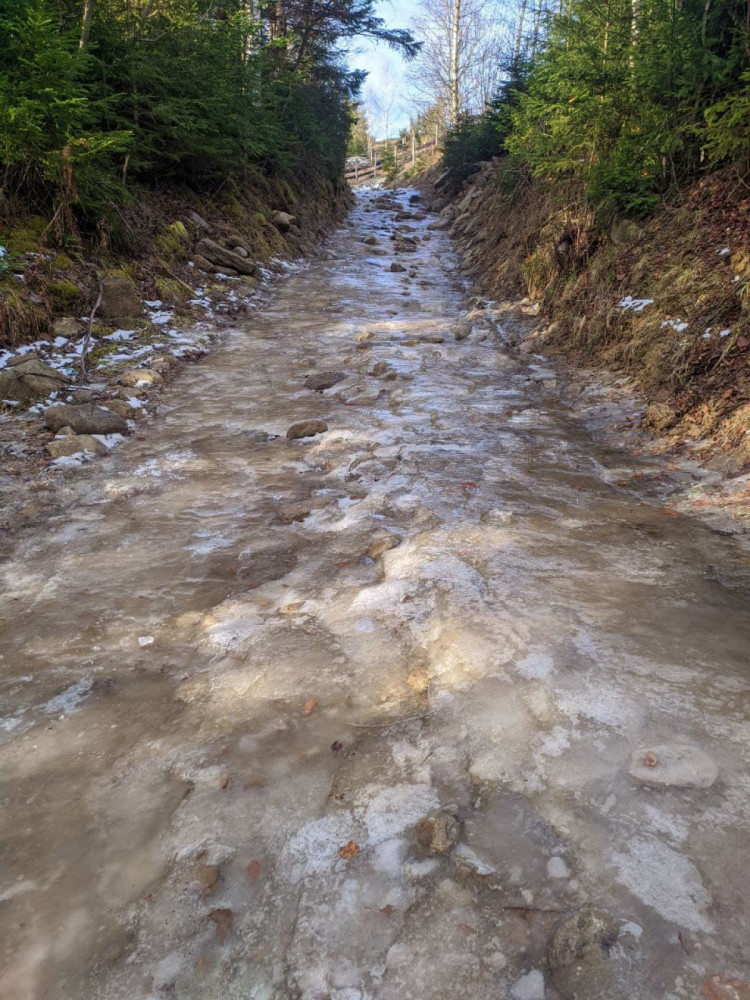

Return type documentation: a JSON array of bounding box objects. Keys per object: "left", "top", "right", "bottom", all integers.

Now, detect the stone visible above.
[
  {"left": 420, "top": 334, "right": 444, "bottom": 344},
  {"left": 303, "top": 370, "right": 348, "bottom": 392},
  {"left": 67, "top": 388, "right": 99, "bottom": 403},
  {"left": 224, "top": 234, "right": 249, "bottom": 251},
  {"left": 189, "top": 211, "right": 211, "bottom": 231},
  {"left": 44, "top": 403, "right": 128, "bottom": 435},
  {"left": 363, "top": 236, "right": 379, "bottom": 245},
  {"left": 427, "top": 219, "right": 449, "bottom": 231},
  {"left": 277, "top": 497, "right": 329, "bottom": 524},
  {"left": 366, "top": 534, "right": 400, "bottom": 558},
  {"left": 98, "top": 274, "right": 143, "bottom": 322},
  {"left": 548, "top": 909, "right": 622, "bottom": 1000},
  {"left": 288, "top": 224, "right": 302, "bottom": 238},
  {"left": 407, "top": 667, "right": 429, "bottom": 696},
  {"left": 193, "top": 861, "right": 221, "bottom": 895},
  {"left": 196, "top": 238, "right": 256, "bottom": 276},
  {"left": 119, "top": 369, "right": 162, "bottom": 388},
  {"left": 0, "top": 356, "right": 70, "bottom": 405},
  {"left": 390, "top": 262, "right": 407, "bottom": 273},
  {"left": 286, "top": 419, "right": 328, "bottom": 440},
  {"left": 643, "top": 401, "right": 677, "bottom": 432},
  {"left": 149, "top": 355, "right": 180, "bottom": 374},
  {"left": 416, "top": 812, "right": 460, "bottom": 856},
  {"left": 370, "top": 361, "right": 390, "bottom": 377},
  {"left": 703, "top": 976, "right": 750, "bottom": 1000},
  {"left": 271, "top": 211, "right": 296, "bottom": 232},
  {"left": 453, "top": 321, "right": 472, "bottom": 341},
  {"left": 354, "top": 331, "right": 373, "bottom": 342},
  {"left": 102, "top": 398, "right": 142, "bottom": 422},
  {"left": 46, "top": 434, "right": 110, "bottom": 459},
  {"left": 629, "top": 742, "right": 718, "bottom": 788},
  {"left": 610, "top": 216, "right": 643, "bottom": 245},
  {"left": 53, "top": 316, "right": 85, "bottom": 338}
]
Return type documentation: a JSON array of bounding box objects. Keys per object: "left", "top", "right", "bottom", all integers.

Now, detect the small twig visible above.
[
  {"left": 344, "top": 712, "right": 432, "bottom": 729},
  {"left": 80, "top": 277, "right": 103, "bottom": 384},
  {"left": 502, "top": 905, "right": 566, "bottom": 914}
]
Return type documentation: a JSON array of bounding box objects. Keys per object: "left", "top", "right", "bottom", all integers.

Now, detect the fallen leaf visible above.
[
  {"left": 338, "top": 840, "right": 360, "bottom": 860},
  {"left": 219, "top": 772, "right": 230, "bottom": 789},
  {"left": 247, "top": 860, "right": 262, "bottom": 881},
  {"left": 380, "top": 904, "right": 396, "bottom": 915},
  {"left": 301, "top": 698, "right": 319, "bottom": 717},
  {"left": 703, "top": 975, "right": 750, "bottom": 1000},
  {"left": 208, "top": 908, "right": 233, "bottom": 944},
  {"left": 642, "top": 751, "right": 659, "bottom": 768},
  {"left": 331, "top": 740, "right": 344, "bottom": 752}
]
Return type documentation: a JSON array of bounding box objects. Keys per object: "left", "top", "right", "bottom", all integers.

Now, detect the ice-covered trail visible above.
[{"left": 1, "top": 190, "right": 750, "bottom": 1000}]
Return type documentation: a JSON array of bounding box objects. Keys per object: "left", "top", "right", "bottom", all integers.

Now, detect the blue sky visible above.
[{"left": 347, "top": 0, "right": 423, "bottom": 135}]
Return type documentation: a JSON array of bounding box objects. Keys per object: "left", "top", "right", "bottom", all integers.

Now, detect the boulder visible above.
[
  {"left": 196, "top": 238, "right": 256, "bottom": 276},
  {"left": 47, "top": 434, "right": 110, "bottom": 459},
  {"left": 44, "top": 403, "right": 128, "bottom": 435},
  {"left": 286, "top": 419, "right": 328, "bottom": 440},
  {"left": 363, "top": 236, "right": 379, "bottom": 246},
  {"left": 271, "top": 211, "right": 296, "bottom": 232},
  {"left": 288, "top": 224, "right": 302, "bottom": 238},
  {"left": 53, "top": 317, "right": 85, "bottom": 339},
  {"left": 390, "top": 262, "right": 407, "bottom": 273},
  {"left": 98, "top": 274, "right": 143, "bottom": 322},
  {"left": 119, "top": 369, "right": 162, "bottom": 387},
  {"left": 0, "top": 356, "right": 70, "bottom": 405},
  {"left": 548, "top": 909, "right": 622, "bottom": 1000},
  {"left": 303, "top": 371, "right": 348, "bottom": 392}
]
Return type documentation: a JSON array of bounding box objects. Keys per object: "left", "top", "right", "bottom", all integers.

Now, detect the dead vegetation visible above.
[{"left": 427, "top": 160, "right": 750, "bottom": 476}]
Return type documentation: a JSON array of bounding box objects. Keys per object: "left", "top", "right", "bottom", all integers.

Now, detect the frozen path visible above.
[{"left": 1, "top": 190, "right": 749, "bottom": 1000}]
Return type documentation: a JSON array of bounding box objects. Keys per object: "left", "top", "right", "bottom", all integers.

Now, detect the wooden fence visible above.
[{"left": 345, "top": 139, "right": 440, "bottom": 187}]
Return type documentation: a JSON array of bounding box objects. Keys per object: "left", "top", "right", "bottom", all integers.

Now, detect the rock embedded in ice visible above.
[
  {"left": 286, "top": 419, "right": 329, "bottom": 440},
  {"left": 548, "top": 909, "right": 622, "bottom": 1000},
  {"left": 303, "top": 370, "right": 349, "bottom": 392},
  {"left": 415, "top": 811, "right": 459, "bottom": 856},
  {"left": 629, "top": 742, "right": 718, "bottom": 788}
]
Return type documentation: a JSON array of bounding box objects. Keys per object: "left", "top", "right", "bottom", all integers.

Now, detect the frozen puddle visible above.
[{"left": 0, "top": 190, "right": 749, "bottom": 1000}]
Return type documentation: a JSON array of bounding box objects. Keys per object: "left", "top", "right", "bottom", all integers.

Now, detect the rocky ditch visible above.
[{"left": 0, "top": 205, "right": 329, "bottom": 533}]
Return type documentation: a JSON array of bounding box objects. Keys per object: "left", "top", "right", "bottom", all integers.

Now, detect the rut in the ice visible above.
[{"left": 1, "top": 190, "right": 749, "bottom": 1000}]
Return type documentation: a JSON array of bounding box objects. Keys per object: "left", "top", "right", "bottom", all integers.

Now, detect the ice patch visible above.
[
  {"left": 611, "top": 838, "right": 713, "bottom": 932},
  {"left": 43, "top": 678, "right": 93, "bottom": 715},
  {"left": 511, "top": 969, "right": 545, "bottom": 999},
  {"left": 516, "top": 652, "right": 555, "bottom": 679},
  {"left": 355, "top": 783, "right": 439, "bottom": 846}
]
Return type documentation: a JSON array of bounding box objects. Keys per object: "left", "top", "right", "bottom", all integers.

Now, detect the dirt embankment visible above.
[
  {"left": 423, "top": 159, "right": 750, "bottom": 521},
  {"left": 0, "top": 173, "right": 352, "bottom": 533}
]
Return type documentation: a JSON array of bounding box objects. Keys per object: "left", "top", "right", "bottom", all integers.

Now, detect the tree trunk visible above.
[
  {"left": 79, "top": 0, "right": 94, "bottom": 49},
  {"left": 450, "top": 0, "right": 461, "bottom": 126},
  {"left": 513, "top": 0, "right": 528, "bottom": 64}
]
